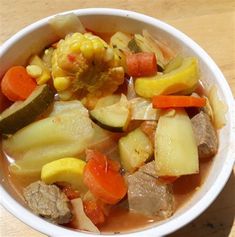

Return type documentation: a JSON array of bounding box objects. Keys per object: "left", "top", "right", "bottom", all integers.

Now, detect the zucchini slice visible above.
[
  {"left": 95, "top": 94, "right": 121, "bottom": 109},
  {"left": 90, "top": 94, "right": 130, "bottom": 132},
  {"left": 0, "top": 85, "right": 54, "bottom": 134}
]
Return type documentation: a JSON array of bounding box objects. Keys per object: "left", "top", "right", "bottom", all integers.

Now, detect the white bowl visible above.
[{"left": 0, "top": 8, "right": 234, "bottom": 237}]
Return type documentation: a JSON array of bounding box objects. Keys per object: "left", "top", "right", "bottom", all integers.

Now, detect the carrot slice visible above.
[
  {"left": 1, "top": 66, "right": 36, "bottom": 101},
  {"left": 83, "top": 150, "right": 127, "bottom": 205},
  {"left": 152, "top": 95, "right": 206, "bottom": 108},
  {"left": 126, "top": 52, "right": 157, "bottom": 77}
]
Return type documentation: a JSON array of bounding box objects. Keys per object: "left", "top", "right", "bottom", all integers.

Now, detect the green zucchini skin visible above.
[
  {"left": 89, "top": 112, "right": 124, "bottom": 133},
  {"left": 0, "top": 85, "right": 54, "bottom": 134}
]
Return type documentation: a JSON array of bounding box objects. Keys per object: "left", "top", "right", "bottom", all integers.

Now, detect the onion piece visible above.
[
  {"left": 130, "top": 97, "right": 160, "bottom": 120},
  {"left": 71, "top": 198, "right": 100, "bottom": 233}
]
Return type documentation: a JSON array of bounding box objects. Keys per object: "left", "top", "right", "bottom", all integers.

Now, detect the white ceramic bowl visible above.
[{"left": 0, "top": 8, "right": 234, "bottom": 237}]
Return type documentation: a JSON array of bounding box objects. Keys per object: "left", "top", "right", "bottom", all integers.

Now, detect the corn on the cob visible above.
[{"left": 51, "top": 32, "right": 124, "bottom": 99}]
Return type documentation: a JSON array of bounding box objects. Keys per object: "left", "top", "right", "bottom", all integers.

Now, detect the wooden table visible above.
[{"left": 0, "top": 0, "right": 234, "bottom": 236}]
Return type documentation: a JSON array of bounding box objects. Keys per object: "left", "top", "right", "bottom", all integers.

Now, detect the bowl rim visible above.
[{"left": 0, "top": 8, "right": 235, "bottom": 237}]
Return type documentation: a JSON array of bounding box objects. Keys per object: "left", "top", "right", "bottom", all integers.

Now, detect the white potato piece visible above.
[
  {"left": 155, "top": 109, "right": 199, "bottom": 176},
  {"left": 119, "top": 128, "right": 153, "bottom": 172},
  {"left": 49, "top": 13, "right": 86, "bottom": 38}
]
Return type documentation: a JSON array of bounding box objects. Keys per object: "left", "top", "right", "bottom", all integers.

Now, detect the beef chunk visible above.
[
  {"left": 191, "top": 111, "right": 218, "bottom": 159},
  {"left": 126, "top": 161, "right": 174, "bottom": 219},
  {"left": 23, "top": 181, "right": 72, "bottom": 224}
]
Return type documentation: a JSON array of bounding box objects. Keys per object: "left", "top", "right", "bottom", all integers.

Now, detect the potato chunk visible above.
[
  {"left": 119, "top": 128, "right": 153, "bottom": 173},
  {"left": 155, "top": 109, "right": 199, "bottom": 176}
]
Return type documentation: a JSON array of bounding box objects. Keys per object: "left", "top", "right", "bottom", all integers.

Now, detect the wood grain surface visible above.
[{"left": 0, "top": 0, "right": 234, "bottom": 236}]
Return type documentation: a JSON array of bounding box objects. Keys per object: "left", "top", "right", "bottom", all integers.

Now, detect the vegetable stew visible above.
[{"left": 0, "top": 13, "right": 225, "bottom": 234}]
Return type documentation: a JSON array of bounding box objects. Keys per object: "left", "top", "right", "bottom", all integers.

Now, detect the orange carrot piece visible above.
[
  {"left": 152, "top": 95, "right": 206, "bottom": 109},
  {"left": 83, "top": 150, "right": 127, "bottom": 205},
  {"left": 83, "top": 200, "right": 106, "bottom": 225},
  {"left": 126, "top": 52, "right": 157, "bottom": 77},
  {"left": 1, "top": 66, "right": 36, "bottom": 101}
]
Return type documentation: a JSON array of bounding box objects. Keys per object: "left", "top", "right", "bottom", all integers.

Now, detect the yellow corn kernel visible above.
[
  {"left": 104, "top": 47, "right": 114, "bottom": 62},
  {"left": 54, "top": 76, "right": 71, "bottom": 91},
  {"left": 84, "top": 32, "right": 94, "bottom": 39},
  {"left": 80, "top": 40, "right": 94, "bottom": 59},
  {"left": 58, "top": 90, "right": 73, "bottom": 100},
  {"left": 73, "top": 32, "right": 84, "bottom": 39},
  {"left": 26, "top": 65, "right": 42, "bottom": 78},
  {"left": 92, "top": 39, "right": 105, "bottom": 59},
  {"left": 70, "top": 41, "right": 81, "bottom": 53}
]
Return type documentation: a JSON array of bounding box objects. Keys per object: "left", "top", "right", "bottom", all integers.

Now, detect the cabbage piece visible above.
[
  {"left": 142, "top": 30, "right": 175, "bottom": 62},
  {"left": 4, "top": 101, "right": 94, "bottom": 177},
  {"left": 208, "top": 85, "right": 227, "bottom": 129},
  {"left": 130, "top": 97, "right": 160, "bottom": 120},
  {"left": 134, "top": 33, "right": 166, "bottom": 69}
]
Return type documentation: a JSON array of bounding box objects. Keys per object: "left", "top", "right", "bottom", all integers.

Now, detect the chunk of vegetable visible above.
[
  {"left": 134, "top": 33, "right": 165, "bottom": 69},
  {"left": 155, "top": 109, "right": 199, "bottom": 176},
  {"left": 49, "top": 13, "right": 86, "bottom": 38},
  {"left": 208, "top": 85, "right": 227, "bottom": 129},
  {"left": 128, "top": 38, "right": 141, "bottom": 53},
  {"left": 152, "top": 95, "right": 206, "bottom": 108},
  {"left": 142, "top": 30, "right": 175, "bottom": 62},
  {"left": 83, "top": 200, "right": 106, "bottom": 225},
  {"left": 140, "top": 121, "right": 157, "bottom": 145},
  {"left": 49, "top": 100, "right": 87, "bottom": 117},
  {"left": 26, "top": 65, "right": 42, "bottom": 78},
  {"left": 88, "top": 123, "right": 120, "bottom": 156},
  {"left": 110, "top": 32, "right": 131, "bottom": 52},
  {"left": 135, "top": 57, "right": 199, "bottom": 98},
  {"left": 1, "top": 66, "right": 37, "bottom": 101},
  {"left": 83, "top": 150, "right": 127, "bottom": 204},
  {"left": 90, "top": 94, "right": 130, "bottom": 132},
  {"left": 41, "top": 157, "right": 87, "bottom": 193},
  {"left": 4, "top": 105, "right": 94, "bottom": 177},
  {"left": 119, "top": 128, "right": 153, "bottom": 172},
  {"left": 110, "top": 32, "right": 132, "bottom": 70},
  {"left": 61, "top": 185, "right": 80, "bottom": 200},
  {"left": 130, "top": 97, "right": 160, "bottom": 120},
  {"left": 52, "top": 32, "right": 125, "bottom": 100},
  {"left": 42, "top": 47, "right": 54, "bottom": 69},
  {"left": 28, "top": 55, "right": 51, "bottom": 85},
  {"left": 94, "top": 94, "right": 121, "bottom": 108},
  {"left": 164, "top": 55, "right": 183, "bottom": 73},
  {"left": 71, "top": 198, "right": 100, "bottom": 233},
  {"left": 0, "top": 85, "right": 54, "bottom": 134},
  {"left": 126, "top": 52, "right": 157, "bottom": 77}
]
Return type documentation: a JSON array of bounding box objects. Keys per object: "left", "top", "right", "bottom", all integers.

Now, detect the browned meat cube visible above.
[
  {"left": 23, "top": 181, "right": 72, "bottom": 224},
  {"left": 126, "top": 161, "right": 174, "bottom": 219},
  {"left": 191, "top": 111, "right": 218, "bottom": 159}
]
